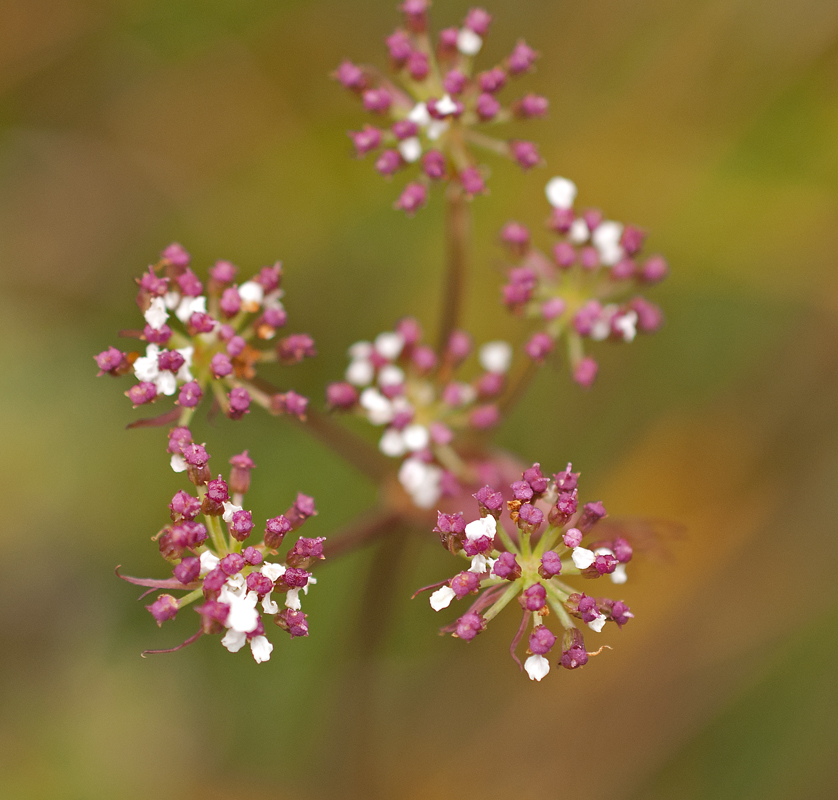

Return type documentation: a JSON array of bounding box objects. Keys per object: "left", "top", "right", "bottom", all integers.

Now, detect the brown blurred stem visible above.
[
  {"left": 498, "top": 359, "right": 539, "bottom": 417},
  {"left": 437, "top": 183, "right": 471, "bottom": 352},
  {"left": 324, "top": 508, "right": 403, "bottom": 560}
]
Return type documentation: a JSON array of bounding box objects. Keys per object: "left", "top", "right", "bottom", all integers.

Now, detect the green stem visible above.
[
  {"left": 483, "top": 579, "right": 523, "bottom": 623},
  {"left": 437, "top": 182, "right": 471, "bottom": 353},
  {"left": 176, "top": 588, "right": 204, "bottom": 609}
]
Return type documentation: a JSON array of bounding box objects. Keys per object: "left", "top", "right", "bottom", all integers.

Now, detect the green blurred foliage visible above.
[{"left": 1, "top": 0, "right": 838, "bottom": 798}]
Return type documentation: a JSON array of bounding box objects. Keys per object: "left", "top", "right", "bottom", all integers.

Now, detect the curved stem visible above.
[
  {"left": 437, "top": 183, "right": 471, "bottom": 353},
  {"left": 324, "top": 508, "right": 404, "bottom": 561}
]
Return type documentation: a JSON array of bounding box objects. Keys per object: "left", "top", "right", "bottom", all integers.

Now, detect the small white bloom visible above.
[
  {"left": 346, "top": 358, "right": 374, "bottom": 387},
  {"left": 175, "top": 295, "right": 206, "bottom": 324},
  {"left": 408, "top": 102, "right": 431, "bottom": 127},
  {"left": 587, "top": 613, "right": 607, "bottom": 633},
  {"left": 592, "top": 221, "right": 625, "bottom": 266},
  {"left": 175, "top": 346, "right": 194, "bottom": 382},
  {"left": 614, "top": 311, "right": 638, "bottom": 343},
  {"left": 435, "top": 94, "right": 458, "bottom": 116},
  {"left": 262, "top": 594, "right": 279, "bottom": 615},
  {"left": 610, "top": 564, "right": 628, "bottom": 584},
  {"left": 465, "top": 517, "right": 496, "bottom": 542},
  {"left": 238, "top": 281, "right": 264, "bottom": 311},
  {"left": 133, "top": 344, "right": 160, "bottom": 382},
  {"left": 170, "top": 454, "right": 187, "bottom": 473},
  {"left": 260, "top": 562, "right": 286, "bottom": 582},
  {"left": 545, "top": 177, "right": 578, "bottom": 209},
  {"left": 221, "top": 628, "right": 247, "bottom": 653},
  {"left": 225, "top": 590, "right": 259, "bottom": 633},
  {"left": 590, "top": 315, "right": 611, "bottom": 342},
  {"left": 250, "top": 635, "right": 273, "bottom": 663},
  {"left": 285, "top": 588, "right": 301, "bottom": 611},
  {"left": 571, "top": 547, "right": 596, "bottom": 570},
  {"left": 378, "top": 364, "right": 405, "bottom": 387},
  {"left": 360, "top": 387, "right": 394, "bottom": 425},
  {"left": 143, "top": 298, "right": 169, "bottom": 330},
  {"left": 348, "top": 340, "right": 373, "bottom": 360},
  {"left": 222, "top": 501, "right": 243, "bottom": 523},
  {"left": 374, "top": 331, "right": 405, "bottom": 360},
  {"left": 569, "top": 218, "right": 590, "bottom": 244},
  {"left": 379, "top": 428, "right": 407, "bottom": 457},
  {"left": 155, "top": 371, "right": 177, "bottom": 397},
  {"left": 469, "top": 554, "right": 490, "bottom": 574},
  {"left": 457, "top": 27, "right": 483, "bottom": 55},
  {"left": 479, "top": 341, "right": 513, "bottom": 374},
  {"left": 525, "top": 654, "right": 550, "bottom": 681},
  {"left": 199, "top": 551, "right": 220, "bottom": 576},
  {"left": 402, "top": 424, "right": 429, "bottom": 452},
  {"left": 163, "top": 291, "right": 180, "bottom": 310},
  {"left": 398, "top": 136, "right": 422, "bottom": 163},
  {"left": 398, "top": 458, "right": 442, "bottom": 509},
  {"left": 429, "top": 586, "right": 456, "bottom": 611},
  {"left": 226, "top": 573, "right": 246, "bottom": 592},
  {"left": 426, "top": 120, "right": 449, "bottom": 141}
]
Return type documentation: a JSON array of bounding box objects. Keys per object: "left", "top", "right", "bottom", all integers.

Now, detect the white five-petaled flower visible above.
[
  {"left": 545, "top": 176, "right": 578, "bottom": 210},
  {"left": 525, "top": 654, "right": 550, "bottom": 681}
]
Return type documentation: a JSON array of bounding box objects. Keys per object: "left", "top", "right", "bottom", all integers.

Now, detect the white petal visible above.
[
  {"left": 435, "top": 94, "right": 457, "bottom": 116},
  {"left": 199, "top": 551, "right": 220, "bottom": 576},
  {"left": 426, "top": 120, "right": 449, "bottom": 141},
  {"left": 378, "top": 364, "right": 405, "bottom": 387},
  {"left": 133, "top": 355, "right": 159, "bottom": 383},
  {"left": 457, "top": 28, "right": 483, "bottom": 55},
  {"left": 402, "top": 424, "right": 429, "bottom": 452},
  {"left": 261, "top": 562, "right": 286, "bottom": 582},
  {"left": 479, "top": 341, "right": 513, "bottom": 374},
  {"left": 465, "top": 516, "right": 496, "bottom": 542},
  {"left": 175, "top": 295, "right": 206, "bottom": 323},
  {"left": 222, "top": 501, "right": 243, "bottom": 523},
  {"left": 359, "top": 388, "right": 393, "bottom": 425},
  {"left": 227, "top": 591, "right": 259, "bottom": 633},
  {"left": 610, "top": 564, "right": 628, "bottom": 584},
  {"left": 170, "top": 454, "right": 187, "bottom": 473},
  {"left": 615, "top": 311, "right": 638, "bottom": 343},
  {"left": 408, "top": 102, "right": 431, "bottom": 127},
  {"left": 348, "top": 340, "right": 373, "bottom": 360},
  {"left": 379, "top": 428, "right": 407, "bottom": 457},
  {"left": 154, "top": 371, "right": 177, "bottom": 396},
  {"left": 163, "top": 291, "right": 180, "bottom": 310},
  {"left": 592, "top": 220, "right": 623, "bottom": 251},
  {"left": 525, "top": 654, "right": 550, "bottom": 681},
  {"left": 238, "top": 281, "right": 264, "bottom": 310},
  {"left": 221, "top": 629, "right": 247, "bottom": 653},
  {"left": 430, "top": 586, "right": 456, "bottom": 611},
  {"left": 285, "top": 588, "right": 301, "bottom": 611},
  {"left": 143, "top": 298, "right": 169, "bottom": 330},
  {"left": 250, "top": 635, "right": 273, "bottom": 663},
  {"left": 590, "top": 318, "right": 611, "bottom": 342},
  {"left": 262, "top": 595, "right": 279, "bottom": 615},
  {"left": 545, "top": 177, "right": 578, "bottom": 209},
  {"left": 398, "top": 136, "right": 422, "bottom": 163},
  {"left": 346, "top": 358, "right": 374, "bottom": 387},
  {"left": 588, "top": 614, "right": 607, "bottom": 633},
  {"left": 571, "top": 547, "right": 596, "bottom": 570},
  {"left": 569, "top": 218, "right": 589, "bottom": 244},
  {"left": 226, "top": 573, "right": 246, "bottom": 592},
  {"left": 469, "top": 554, "right": 489, "bottom": 574},
  {"left": 175, "top": 347, "right": 194, "bottom": 383},
  {"left": 374, "top": 331, "right": 405, "bottom": 360}
]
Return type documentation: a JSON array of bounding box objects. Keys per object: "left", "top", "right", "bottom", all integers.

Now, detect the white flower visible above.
[
  {"left": 360, "top": 388, "right": 394, "bottom": 425},
  {"left": 175, "top": 295, "right": 206, "bottom": 324},
  {"left": 133, "top": 344, "right": 160, "bottom": 383},
  {"left": 469, "top": 554, "right": 490, "bottom": 574},
  {"left": 525, "top": 654, "right": 550, "bottom": 681},
  {"left": 610, "top": 563, "right": 628, "bottom": 584},
  {"left": 238, "top": 281, "right": 264, "bottom": 311},
  {"left": 143, "top": 298, "right": 169, "bottom": 330},
  {"left": 569, "top": 218, "right": 590, "bottom": 244},
  {"left": 402, "top": 424, "right": 429, "bottom": 452},
  {"left": 457, "top": 27, "right": 482, "bottom": 55},
  {"left": 221, "top": 588, "right": 259, "bottom": 633},
  {"left": 285, "top": 588, "right": 301, "bottom": 611},
  {"left": 435, "top": 94, "right": 458, "bottom": 116},
  {"left": 348, "top": 340, "right": 373, "bottom": 359},
  {"left": 175, "top": 346, "right": 194, "bottom": 382},
  {"left": 199, "top": 551, "right": 220, "bottom": 576},
  {"left": 398, "top": 137, "right": 422, "bottom": 163},
  {"left": 221, "top": 629, "right": 247, "bottom": 653},
  {"left": 426, "top": 120, "right": 449, "bottom": 141},
  {"left": 614, "top": 311, "right": 638, "bottom": 343},
  {"left": 408, "top": 102, "right": 431, "bottom": 127},
  {"left": 249, "top": 635, "right": 273, "bottom": 663},
  {"left": 260, "top": 562, "right": 286, "bottom": 582},
  {"left": 465, "top": 516, "right": 496, "bottom": 542},
  {"left": 571, "top": 547, "right": 596, "bottom": 570},
  {"left": 479, "top": 341, "right": 513, "bottom": 374},
  {"left": 592, "top": 221, "right": 625, "bottom": 266},
  {"left": 222, "top": 501, "right": 243, "bottom": 523},
  {"left": 262, "top": 594, "right": 279, "bottom": 614},
  {"left": 163, "top": 291, "right": 180, "bottom": 310},
  {"left": 430, "top": 586, "right": 456, "bottom": 611},
  {"left": 170, "top": 454, "right": 187, "bottom": 473},
  {"left": 379, "top": 428, "right": 407, "bottom": 457},
  {"left": 587, "top": 613, "right": 607, "bottom": 633},
  {"left": 590, "top": 310, "right": 612, "bottom": 342},
  {"left": 398, "top": 457, "right": 443, "bottom": 508},
  {"left": 346, "top": 358, "right": 374, "bottom": 386},
  {"left": 545, "top": 177, "right": 577, "bottom": 209},
  {"left": 378, "top": 364, "right": 405, "bottom": 387},
  {"left": 374, "top": 331, "right": 405, "bottom": 360}
]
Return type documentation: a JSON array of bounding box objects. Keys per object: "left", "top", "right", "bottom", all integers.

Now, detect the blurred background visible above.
[{"left": 2, "top": 0, "right": 838, "bottom": 798}]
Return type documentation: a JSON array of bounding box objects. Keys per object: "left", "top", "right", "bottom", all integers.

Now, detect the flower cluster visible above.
[
  {"left": 501, "top": 177, "right": 668, "bottom": 387},
  {"left": 419, "top": 461, "right": 634, "bottom": 680},
  {"left": 94, "top": 243, "right": 315, "bottom": 424},
  {"left": 120, "top": 431, "right": 323, "bottom": 662},
  {"left": 335, "top": 3, "right": 546, "bottom": 215},
  {"left": 326, "top": 317, "right": 514, "bottom": 508}
]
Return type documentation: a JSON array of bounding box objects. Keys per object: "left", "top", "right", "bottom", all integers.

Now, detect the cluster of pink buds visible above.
[
  {"left": 500, "top": 177, "right": 668, "bottom": 387},
  {"left": 119, "top": 431, "right": 322, "bottom": 662},
  {"left": 417, "top": 462, "right": 633, "bottom": 680},
  {"left": 335, "top": 3, "right": 545, "bottom": 214},
  {"left": 326, "top": 317, "right": 514, "bottom": 508},
  {"left": 94, "top": 243, "right": 315, "bottom": 426}
]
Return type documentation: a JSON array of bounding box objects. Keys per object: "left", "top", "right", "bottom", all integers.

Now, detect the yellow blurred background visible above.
[{"left": 2, "top": 0, "right": 838, "bottom": 798}]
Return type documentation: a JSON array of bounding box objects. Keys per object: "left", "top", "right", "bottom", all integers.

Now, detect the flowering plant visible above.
[{"left": 97, "top": 2, "right": 668, "bottom": 679}]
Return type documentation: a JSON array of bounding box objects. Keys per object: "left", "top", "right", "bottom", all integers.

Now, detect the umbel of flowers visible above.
[
  {"left": 418, "top": 462, "right": 634, "bottom": 680},
  {"left": 94, "top": 243, "right": 315, "bottom": 426},
  {"left": 119, "top": 430, "right": 322, "bottom": 662},
  {"left": 335, "top": 2, "right": 546, "bottom": 214},
  {"left": 501, "top": 177, "right": 668, "bottom": 387},
  {"left": 326, "top": 317, "right": 514, "bottom": 508}
]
